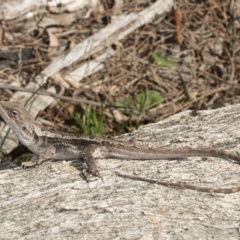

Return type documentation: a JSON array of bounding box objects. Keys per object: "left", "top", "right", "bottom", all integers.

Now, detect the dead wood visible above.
[{"left": 0, "top": 104, "right": 240, "bottom": 239}]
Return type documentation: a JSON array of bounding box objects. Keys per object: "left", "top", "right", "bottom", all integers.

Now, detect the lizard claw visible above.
[{"left": 82, "top": 168, "right": 103, "bottom": 182}]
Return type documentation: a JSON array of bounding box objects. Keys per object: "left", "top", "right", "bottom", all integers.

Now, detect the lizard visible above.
[{"left": 0, "top": 101, "right": 240, "bottom": 194}]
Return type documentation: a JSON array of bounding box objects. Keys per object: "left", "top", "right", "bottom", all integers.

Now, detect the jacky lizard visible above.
[{"left": 0, "top": 101, "right": 240, "bottom": 194}]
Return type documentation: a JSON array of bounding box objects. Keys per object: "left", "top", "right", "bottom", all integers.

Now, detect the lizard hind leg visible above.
[{"left": 82, "top": 144, "right": 102, "bottom": 181}]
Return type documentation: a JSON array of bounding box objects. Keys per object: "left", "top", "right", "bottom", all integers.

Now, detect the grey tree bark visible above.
[{"left": 1, "top": 104, "right": 240, "bottom": 239}]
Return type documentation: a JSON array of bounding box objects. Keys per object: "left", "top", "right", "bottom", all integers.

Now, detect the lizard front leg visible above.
[{"left": 21, "top": 145, "right": 56, "bottom": 168}]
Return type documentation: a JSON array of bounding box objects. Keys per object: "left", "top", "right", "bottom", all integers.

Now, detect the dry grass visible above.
[{"left": 0, "top": 0, "right": 239, "bottom": 135}]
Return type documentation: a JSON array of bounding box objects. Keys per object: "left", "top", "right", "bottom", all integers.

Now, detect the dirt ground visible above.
[{"left": 0, "top": 0, "right": 239, "bottom": 135}]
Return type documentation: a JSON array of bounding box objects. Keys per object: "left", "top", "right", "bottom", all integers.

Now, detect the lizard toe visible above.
[{"left": 21, "top": 161, "right": 36, "bottom": 168}]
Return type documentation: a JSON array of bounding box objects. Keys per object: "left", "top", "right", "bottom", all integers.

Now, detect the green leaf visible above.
[
  {"left": 136, "top": 90, "right": 163, "bottom": 111},
  {"left": 115, "top": 98, "right": 133, "bottom": 108},
  {"left": 152, "top": 53, "right": 177, "bottom": 68}
]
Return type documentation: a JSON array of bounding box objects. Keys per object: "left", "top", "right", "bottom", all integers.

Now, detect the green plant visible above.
[
  {"left": 116, "top": 90, "right": 163, "bottom": 113},
  {"left": 73, "top": 105, "right": 105, "bottom": 136},
  {"left": 115, "top": 90, "right": 164, "bottom": 129},
  {"left": 136, "top": 90, "right": 164, "bottom": 112},
  {"left": 14, "top": 153, "right": 33, "bottom": 165},
  {"left": 151, "top": 53, "right": 177, "bottom": 68},
  {"left": 34, "top": 12, "right": 45, "bottom": 28}
]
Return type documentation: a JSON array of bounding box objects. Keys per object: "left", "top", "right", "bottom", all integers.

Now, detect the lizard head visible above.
[{"left": 0, "top": 101, "right": 39, "bottom": 146}]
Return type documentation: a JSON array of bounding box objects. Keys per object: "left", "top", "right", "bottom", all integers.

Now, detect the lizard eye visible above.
[{"left": 10, "top": 110, "right": 18, "bottom": 116}]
